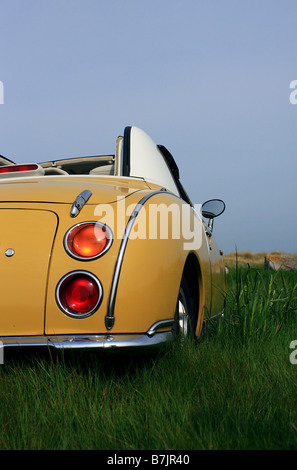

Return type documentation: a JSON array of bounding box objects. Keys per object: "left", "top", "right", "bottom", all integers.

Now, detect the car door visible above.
[
  {"left": 205, "top": 230, "right": 225, "bottom": 316},
  {"left": 201, "top": 199, "right": 226, "bottom": 317}
]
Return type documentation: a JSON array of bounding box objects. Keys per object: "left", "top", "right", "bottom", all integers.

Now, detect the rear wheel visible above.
[{"left": 173, "top": 276, "right": 197, "bottom": 341}]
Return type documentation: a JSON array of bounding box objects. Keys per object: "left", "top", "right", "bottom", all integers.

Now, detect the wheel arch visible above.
[{"left": 181, "top": 252, "right": 205, "bottom": 337}]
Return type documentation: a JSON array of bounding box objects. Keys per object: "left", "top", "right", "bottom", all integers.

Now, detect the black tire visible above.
[{"left": 173, "top": 275, "right": 197, "bottom": 341}]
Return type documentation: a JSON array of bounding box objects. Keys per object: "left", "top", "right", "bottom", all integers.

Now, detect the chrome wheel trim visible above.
[{"left": 178, "top": 298, "right": 191, "bottom": 337}]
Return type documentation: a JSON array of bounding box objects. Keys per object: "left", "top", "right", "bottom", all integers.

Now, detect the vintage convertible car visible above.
[{"left": 0, "top": 126, "right": 225, "bottom": 352}]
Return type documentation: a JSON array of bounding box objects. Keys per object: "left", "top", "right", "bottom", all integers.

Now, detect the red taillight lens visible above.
[
  {"left": 56, "top": 272, "right": 102, "bottom": 318},
  {"left": 0, "top": 164, "right": 39, "bottom": 174},
  {"left": 64, "top": 222, "right": 112, "bottom": 260}
]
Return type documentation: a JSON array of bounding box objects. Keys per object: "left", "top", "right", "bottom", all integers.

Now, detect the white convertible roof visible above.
[{"left": 116, "top": 126, "right": 180, "bottom": 196}]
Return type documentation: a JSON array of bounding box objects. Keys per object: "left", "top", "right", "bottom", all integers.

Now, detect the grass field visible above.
[
  {"left": 0, "top": 261, "right": 296, "bottom": 450},
  {"left": 224, "top": 250, "right": 297, "bottom": 268}
]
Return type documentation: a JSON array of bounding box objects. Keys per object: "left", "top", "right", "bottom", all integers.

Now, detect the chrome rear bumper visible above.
[
  {"left": 0, "top": 319, "right": 175, "bottom": 351},
  {"left": 0, "top": 332, "right": 173, "bottom": 350}
]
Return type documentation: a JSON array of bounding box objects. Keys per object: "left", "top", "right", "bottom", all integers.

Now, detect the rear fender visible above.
[{"left": 109, "top": 192, "right": 202, "bottom": 333}]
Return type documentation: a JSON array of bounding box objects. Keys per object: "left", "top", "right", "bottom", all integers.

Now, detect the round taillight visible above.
[
  {"left": 64, "top": 222, "right": 113, "bottom": 260},
  {"left": 56, "top": 271, "right": 102, "bottom": 318}
]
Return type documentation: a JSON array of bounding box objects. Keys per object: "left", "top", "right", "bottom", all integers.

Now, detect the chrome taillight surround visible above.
[
  {"left": 56, "top": 271, "right": 103, "bottom": 319},
  {"left": 64, "top": 221, "right": 113, "bottom": 261}
]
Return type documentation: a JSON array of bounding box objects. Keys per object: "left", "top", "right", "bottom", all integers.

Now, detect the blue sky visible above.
[{"left": 0, "top": 0, "right": 296, "bottom": 254}]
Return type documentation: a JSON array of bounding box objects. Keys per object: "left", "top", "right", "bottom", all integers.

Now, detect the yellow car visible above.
[{"left": 0, "top": 126, "right": 225, "bottom": 351}]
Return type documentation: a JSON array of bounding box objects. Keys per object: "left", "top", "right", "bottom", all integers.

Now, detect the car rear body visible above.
[{"left": 0, "top": 127, "right": 226, "bottom": 351}]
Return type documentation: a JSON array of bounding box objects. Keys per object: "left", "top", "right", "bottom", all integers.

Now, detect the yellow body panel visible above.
[
  {"left": 0, "top": 176, "right": 151, "bottom": 203},
  {"left": 44, "top": 200, "right": 121, "bottom": 335},
  {"left": 0, "top": 177, "right": 225, "bottom": 340},
  {"left": 207, "top": 234, "right": 226, "bottom": 317},
  {"left": 0, "top": 209, "right": 57, "bottom": 335}
]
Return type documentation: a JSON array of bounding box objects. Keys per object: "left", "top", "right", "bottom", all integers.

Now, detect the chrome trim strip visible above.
[
  {"left": 70, "top": 189, "right": 92, "bottom": 217},
  {"left": 64, "top": 221, "right": 113, "bottom": 261},
  {"left": 147, "top": 319, "right": 174, "bottom": 337},
  {"left": 0, "top": 331, "right": 174, "bottom": 350},
  {"left": 56, "top": 270, "right": 103, "bottom": 318},
  {"left": 105, "top": 189, "right": 168, "bottom": 330}
]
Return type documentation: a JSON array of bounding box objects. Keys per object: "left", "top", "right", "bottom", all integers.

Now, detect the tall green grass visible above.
[
  {"left": 213, "top": 266, "right": 297, "bottom": 343},
  {"left": 0, "top": 266, "right": 296, "bottom": 450}
]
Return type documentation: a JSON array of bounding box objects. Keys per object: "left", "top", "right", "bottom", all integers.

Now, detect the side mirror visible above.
[{"left": 201, "top": 199, "right": 225, "bottom": 234}]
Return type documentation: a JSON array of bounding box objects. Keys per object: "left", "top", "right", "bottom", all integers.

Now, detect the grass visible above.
[{"left": 0, "top": 265, "right": 296, "bottom": 450}]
